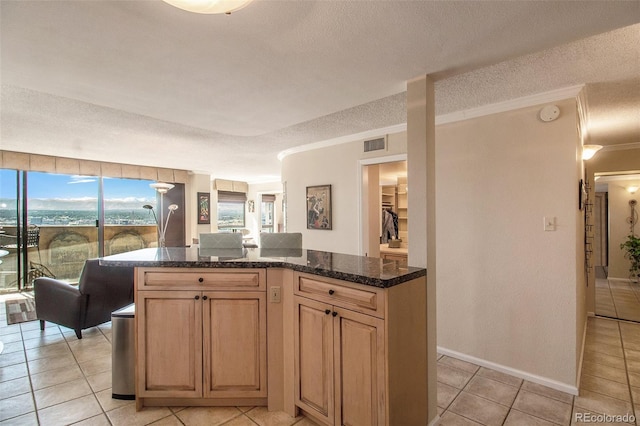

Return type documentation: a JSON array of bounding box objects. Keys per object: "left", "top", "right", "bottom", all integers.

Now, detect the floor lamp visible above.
[{"left": 150, "top": 183, "right": 175, "bottom": 247}]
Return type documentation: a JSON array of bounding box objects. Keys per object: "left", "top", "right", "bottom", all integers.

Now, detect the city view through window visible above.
[
  {"left": 217, "top": 202, "right": 245, "bottom": 229},
  {"left": 0, "top": 172, "right": 158, "bottom": 227},
  {"left": 0, "top": 170, "right": 159, "bottom": 290}
]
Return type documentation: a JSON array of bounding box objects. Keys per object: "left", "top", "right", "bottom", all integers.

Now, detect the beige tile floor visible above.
[
  {"left": 2, "top": 292, "right": 639, "bottom": 426},
  {"left": 596, "top": 276, "right": 640, "bottom": 323},
  {"left": 438, "top": 316, "right": 640, "bottom": 425}
]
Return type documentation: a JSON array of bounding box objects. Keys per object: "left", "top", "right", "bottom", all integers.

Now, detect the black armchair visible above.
[{"left": 34, "top": 259, "right": 134, "bottom": 339}]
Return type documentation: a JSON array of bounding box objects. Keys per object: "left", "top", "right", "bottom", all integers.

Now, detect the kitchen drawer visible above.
[
  {"left": 294, "top": 273, "right": 385, "bottom": 319},
  {"left": 137, "top": 268, "right": 265, "bottom": 291}
]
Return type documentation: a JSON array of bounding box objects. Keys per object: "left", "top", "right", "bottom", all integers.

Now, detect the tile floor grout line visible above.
[
  {"left": 618, "top": 320, "right": 640, "bottom": 423},
  {"left": 31, "top": 323, "right": 113, "bottom": 426},
  {"left": 609, "top": 278, "right": 621, "bottom": 318},
  {"left": 19, "top": 312, "right": 41, "bottom": 426},
  {"left": 498, "top": 374, "right": 526, "bottom": 426},
  {"left": 442, "top": 368, "right": 524, "bottom": 425},
  {"left": 96, "top": 325, "right": 117, "bottom": 426}
]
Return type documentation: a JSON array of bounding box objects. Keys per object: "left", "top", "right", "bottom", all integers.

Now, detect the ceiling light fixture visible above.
[
  {"left": 582, "top": 145, "right": 603, "bottom": 160},
  {"left": 162, "top": 0, "right": 253, "bottom": 14}
]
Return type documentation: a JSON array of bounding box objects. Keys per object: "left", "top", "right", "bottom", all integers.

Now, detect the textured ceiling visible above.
[{"left": 1, "top": 1, "right": 639, "bottom": 182}]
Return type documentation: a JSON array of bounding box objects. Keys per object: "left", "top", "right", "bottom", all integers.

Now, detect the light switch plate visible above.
[{"left": 544, "top": 216, "right": 556, "bottom": 231}]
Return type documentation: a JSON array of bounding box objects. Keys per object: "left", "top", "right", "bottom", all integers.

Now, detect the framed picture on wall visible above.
[
  {"left": 306, "top": 184, "right": 332, "bottom": 230},
  {"left": 197, "top": 192, "right": 211, "bottom": 224}
]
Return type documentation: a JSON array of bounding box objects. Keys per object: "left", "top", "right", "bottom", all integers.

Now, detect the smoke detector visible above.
[{"left": 539, "top": 105, "right": 560, "bottom": 122}]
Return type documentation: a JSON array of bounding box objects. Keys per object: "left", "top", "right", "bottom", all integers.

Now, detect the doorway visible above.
[
  {"left": 594, "top": 172, "right": 640, "bottom": 322},
  {"left": 360, "top": 156, "right": 407, "bottom": 263}
]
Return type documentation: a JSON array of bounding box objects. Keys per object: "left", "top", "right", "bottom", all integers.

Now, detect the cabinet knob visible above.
[
  {"left": 332, "top": 311, "right": 338, "bottom": 317},
  {"left": 195, "top": 295, "right": 200, "bottom": 300},
  {"left": 198, "top": 277, "right": 204, "bottom": 283},
  {"left": 325, "top": 309, "right": 331, "bottom": 315},
  {"left": 203, "top": 295, "right": 208, "bottom": 300},
  {"left": 328, "top": 289, "right": 335, "bottom": 295}
]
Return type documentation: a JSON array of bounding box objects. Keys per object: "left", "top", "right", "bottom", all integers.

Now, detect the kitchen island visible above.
[{"left": 101, "top": 247, "right": 430, "bottom": 426}]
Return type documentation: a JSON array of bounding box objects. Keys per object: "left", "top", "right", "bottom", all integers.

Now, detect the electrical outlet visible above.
[{"left": 269, "top": 286, "right": 281, "bottom": 303}]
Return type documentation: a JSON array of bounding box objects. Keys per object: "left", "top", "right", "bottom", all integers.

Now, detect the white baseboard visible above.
[
  {"left": 576, "top": 316, "right": 589, "bottom": 390},
  {"left": 437, "top": 347, "right": 578, "bottom": 396},
  {"left": 608, "top": 277, "right": 633, "bottom": 282},
  {"left": 428, "top": 414, "right": 440, "bottom": 426}
]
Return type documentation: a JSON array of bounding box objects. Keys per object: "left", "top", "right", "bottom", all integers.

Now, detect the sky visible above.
[{"left": 0, "top": 170, "right": 158, "bottom": 210}]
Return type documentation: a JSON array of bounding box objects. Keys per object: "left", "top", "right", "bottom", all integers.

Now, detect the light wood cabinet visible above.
[
  {"left": 136, "top": 268, "right": 267, "bottom": 408},
  {"left": 137, "top": 290, "right": 203, "bottom": 399},
  {"left": 132, "top": 266, "right": 428, "bottom": 423},
  {"left": 204, "top": 292, "right": 266, "bottom": 399},
  {"left": 291, "top": 272, "right": 427, "bottom": 426},
  {"left": 381, "top": 252, "right": 408, "bottom": 268},
  {"left": 294, "top": 295, "right": 385, "bottom": 426}
]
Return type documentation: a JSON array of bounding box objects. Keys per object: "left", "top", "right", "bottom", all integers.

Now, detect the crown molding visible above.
[
  {"left": 277, "top": 123, "right": 407, "bottom": 161},
  {"left": 435, "top": 84, "right": 585, "bottom": 125},
  {"left": 601, "top": 142, "right": 640, "bottom": 152},
  {"left": 278, "top": 84, "right": 585, "bottom": 160}
]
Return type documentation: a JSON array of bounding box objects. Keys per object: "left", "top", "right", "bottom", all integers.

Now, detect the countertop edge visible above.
[{"left": 99, "top": 258, "right": 426, "bottom": 288}]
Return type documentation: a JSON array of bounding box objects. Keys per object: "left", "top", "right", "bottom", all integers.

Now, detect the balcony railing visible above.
[{"left": 0, "top": 225, "right": 157, "bottom": 293}]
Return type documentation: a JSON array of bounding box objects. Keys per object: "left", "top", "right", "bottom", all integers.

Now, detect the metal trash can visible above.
[{"left": 111, "top": 303, "right": 135, "bottom": 400}]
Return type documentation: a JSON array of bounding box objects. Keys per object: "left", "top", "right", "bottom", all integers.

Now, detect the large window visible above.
[
  {"left": 217, "top": 191, "right": 246, "bottom": 230},
  {"left": 261, "top": 194, "right": 275, "bottom": 233},
  {"left": 0, "top": 168, "right": 181, "bottom": 290}
]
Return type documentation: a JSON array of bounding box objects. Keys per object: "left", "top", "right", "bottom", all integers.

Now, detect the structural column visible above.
[{"left": 407, "top": 75, "right": 437, "bottom": 424}]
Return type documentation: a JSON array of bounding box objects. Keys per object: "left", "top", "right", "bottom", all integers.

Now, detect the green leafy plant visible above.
[{"left": 621, "top": 235, "right": 640, "bottom": 282}]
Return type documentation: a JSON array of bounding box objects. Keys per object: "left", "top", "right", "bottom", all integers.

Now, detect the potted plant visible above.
[{"left": 621, "top": 235, "right": 640, "bottom": 282}]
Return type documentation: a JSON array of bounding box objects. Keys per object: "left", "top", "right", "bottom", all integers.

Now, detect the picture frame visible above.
[
  {"left": 578, "top": 179, "right": 585, "bottom": 211},
  {"left": 306, "top": 184, "right": 332, "bottom": 230},
  {"left": 197, "top": 192, "right": 211, "bottom": 224}
]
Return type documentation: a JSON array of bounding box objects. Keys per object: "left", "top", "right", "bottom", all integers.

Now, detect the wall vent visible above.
[{"left": 364, "top": 137, "right": 386, "bottom": 152}]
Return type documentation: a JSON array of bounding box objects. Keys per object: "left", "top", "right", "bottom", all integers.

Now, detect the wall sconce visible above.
[
  {"left": 582, "top": 145, "right": 603, "bottom": 160},
  {"left": 628, "top": 185, "right": 639, "bottom": 194}
]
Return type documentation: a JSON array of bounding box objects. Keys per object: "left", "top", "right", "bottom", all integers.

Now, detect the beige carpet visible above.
[{"left": 5, "top": 298, "right": 37, "bottom": 325}]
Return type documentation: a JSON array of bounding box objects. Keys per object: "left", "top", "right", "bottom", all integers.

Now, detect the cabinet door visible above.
[
  {"left": 294, "top": 296, "right": 334, "bottom": 424},
  {"left": 137, "top": 291, "right": 202, "bottom": 398},
  {"left": 203, "top": 291, "right": 267, "bottom": 398},
  {"left": 334, "top": 308, "right": 385, "bottom": 426}
]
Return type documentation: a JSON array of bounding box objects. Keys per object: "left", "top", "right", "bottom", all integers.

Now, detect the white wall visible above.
[
  {"left": 436, "top": 99, "right": 581, "bottom": 389},
  {"left": 281, "top": 133, "right": 407, "bottom": 253},
  {"left": 282, "top": 99, "right": 584, "bottom": 389}
]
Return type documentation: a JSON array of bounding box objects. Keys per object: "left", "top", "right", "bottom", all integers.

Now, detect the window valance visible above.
[{"left": 218, "top": 191, "right": 247, "bottom": 203}]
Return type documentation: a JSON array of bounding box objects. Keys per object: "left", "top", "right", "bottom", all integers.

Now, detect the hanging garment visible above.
[{"left": 381, "top": 210, "right": 398, "bottom": 243}]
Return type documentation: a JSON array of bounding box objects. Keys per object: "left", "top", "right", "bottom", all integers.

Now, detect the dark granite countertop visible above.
[{"left": 100, "top": 247, "right": 426, "bottom": 288}]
